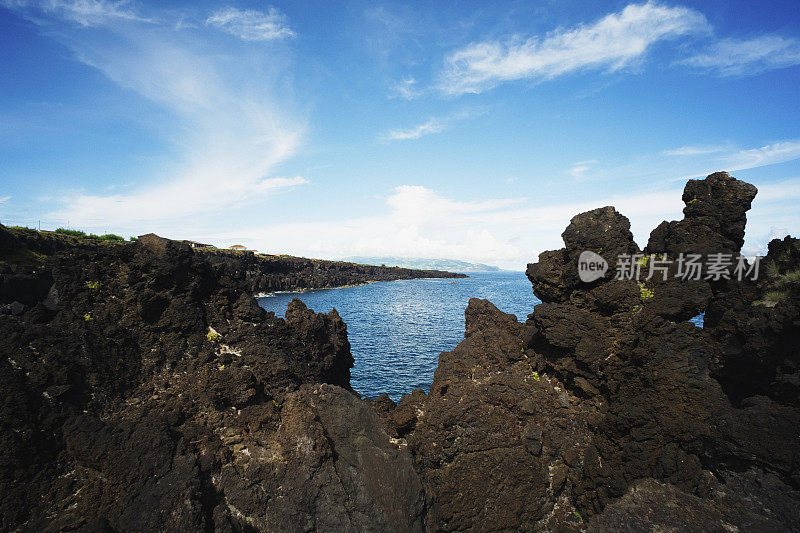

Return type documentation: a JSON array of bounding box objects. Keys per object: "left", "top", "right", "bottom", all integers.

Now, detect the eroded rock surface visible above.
[
  {"left": 377, "top": 171, "right": 800, "bottom": 531},
  {"left": 2, "top": 170, "right": 799, "bottom": 532},
  {"left": 0, "top": 230, "right": 424, "bottom": 532}
]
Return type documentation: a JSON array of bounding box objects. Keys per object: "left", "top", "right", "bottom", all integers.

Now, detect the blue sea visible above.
[{"left": 258, "top": 271, "right": 539, "bottom": 401}]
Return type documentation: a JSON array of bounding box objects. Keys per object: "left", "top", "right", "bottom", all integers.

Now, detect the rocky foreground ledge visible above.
[{"left": 1, "top": 171, "right": 799, "bottom": 531}]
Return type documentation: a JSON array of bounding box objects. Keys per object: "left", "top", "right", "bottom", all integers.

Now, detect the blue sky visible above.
[{"left": 1, "top": 0, "right": 799, "bottom": 269}]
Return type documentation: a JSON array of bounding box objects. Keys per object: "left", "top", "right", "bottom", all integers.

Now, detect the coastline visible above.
[{"left": 253, "top": 274, "right": 469, "bottom": 298}]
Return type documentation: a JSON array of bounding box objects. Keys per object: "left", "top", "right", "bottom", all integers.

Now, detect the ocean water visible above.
[{"left": 257, "top": 271, "right": 540, "bottom": 401}]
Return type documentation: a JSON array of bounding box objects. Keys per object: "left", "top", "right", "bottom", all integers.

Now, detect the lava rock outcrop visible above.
[
  {"left": 203, "top": 249, "right": 466, "bottom": 294},
  {"left": 0, "top": 230, "right": 423, "bottom": 531},
  {"left": 2, "top": 170, "right": 799, "bottom": 532},
  {"left": 376, "top": 172, "right": 800, "bottom": 531}
]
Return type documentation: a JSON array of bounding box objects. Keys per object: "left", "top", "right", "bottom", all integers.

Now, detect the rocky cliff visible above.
[
  {"left": 0, "top": 230, "right": 424, "bottom": 531},
  {"left": 1, "top": 226, "right": 465, "bottom": 297},
  {"left": 200, "top": 249, "right": 466, "bottom": 294},
  {"left": 1, "top": 171, "right": 799, "bottom": 532}
]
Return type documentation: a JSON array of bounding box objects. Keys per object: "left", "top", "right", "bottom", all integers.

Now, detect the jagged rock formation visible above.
[
  {"left": 0, "top": 230, "right": 423, "bottom": 531},
  {"left": 647, "top": 171, "right": 758, "bottom": 256},
  {"left": 704, "top": 234, "right": 800, "bottom": 407},
  {"left": 2, "top": 171, "right": 799, "bottom": 532},
  {"left": 376, "top": 172, "right": 800, "bottom": 531}
]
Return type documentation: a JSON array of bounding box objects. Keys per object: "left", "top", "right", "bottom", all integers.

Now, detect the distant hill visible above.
[{"left": 344, "top": 256, "right": 502, "bottom": 272}]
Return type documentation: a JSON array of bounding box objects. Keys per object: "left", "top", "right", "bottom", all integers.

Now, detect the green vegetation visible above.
[
  {"left": 760, "top": 290, "right": 790, "bottom": 306},
  {"left": 206, "top": 331, "right": 222, "bottom": 342},
  {"left": 83, "top": 313, "right": 93, "bottom": 322},
  {"left": 55, "top": 228, "right": 87, "bottom": 237},
  {"left": 55, "top": 228, "right": 125, "bottom": 242},
  {"left": 637, "top": 255, "right": 649, "bottom": 269},
  {"left": 638, "top": 281, "right": 654, "bottom": 299},
  {"left": 755, "top": 265, "right": 800, "bottom": 307},
  {"left": 775, "top": 268, "right": 800, "bottom": 288},
  {"left": 84, "top": 281, "right": 101, "bottom": 290},
  {"left": 571, "top": 510, "right": 583, "bottom": 522},
  {"left": 531, "top": 371, "right": 541, "bottom": 382},
  {"left": 95, "top": 233, "right": 125, "bottom": 241}
]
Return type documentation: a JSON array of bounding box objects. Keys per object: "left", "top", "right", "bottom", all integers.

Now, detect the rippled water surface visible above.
[{"left": 258, "top": 272, "right": 539, "bottom": 400}]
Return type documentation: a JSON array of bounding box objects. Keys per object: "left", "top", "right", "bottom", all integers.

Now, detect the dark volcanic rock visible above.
[
  {"left": 0, "top": 227, "right": 425, "bottom": 532},
  {"left": 3, "top": 169, "right": 799, "bottom": 532},
  {"left": 526, "top": 206, "right": 639, "bottom": 303},
  {"left": 203, "top": 248, "right": 466, "bottom": 295},
  {"left": 378, "top": 171, "right": 800, "bottom": 531},
  {"left": 403, "top": 299, "right": 594, "bottom": 531},
  {"left": 646, "top": 171, "right": 757, "bottom": 256},
  {"left": 703, "top": 236, "right": 800, "bottom": 406},
  {"left": 216, "top": 384, "right": 426, "bottom": 532}
]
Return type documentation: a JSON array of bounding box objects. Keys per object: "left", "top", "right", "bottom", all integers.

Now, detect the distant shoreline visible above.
[{"left": 253, "top": 274, "right": 474, "bottom": 297}]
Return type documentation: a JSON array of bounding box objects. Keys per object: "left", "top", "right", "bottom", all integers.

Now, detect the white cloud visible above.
[
  {"left": 662, "top": 144, "right": 729, "bottom": 156},
  {"left": 59, "top": 176, "right": 308, "bottom": 225},
  {"left": 386, "top": 185, "right": 523, "bottom": 218},
  {"left": 383, "top": 118, "right": 445, "bottom": 141},
  {"left": 665, "top": 139, "right": 800, "bottom": 181},
  {"left": 389, "top": 77, "right": 421, "bottom": 100},
  {"left": 678, "top": 35, "right": 800, "bottom": 75},
  {"left": 199, "top": 185, "right": 692, "bottom": 270},
  {"left": 3, "top": 2, "right": 306, "bottom": 225},
  {"left": 567, "top": 160, "right": 597, "bottom": 181},
  {"left": 0, "top": 0, "right": 148, "bottom": 26},
  {"left": 169, "top": 175, "right": 800, "bottom": 271},
  {"left": 382, "top": 107, "right": 488, "bottom": 142},
  {"left": 0, "top": 196, "right": 11, "bottom": 205},
  {"left": 438, "top": 2, "right": 709, "bottom": 95},
  {"left": 721, "top": 140, "right": 800, "bottom": 171},
  {"left": 206, "top": 6, "right": 294, "bottom": 41}
]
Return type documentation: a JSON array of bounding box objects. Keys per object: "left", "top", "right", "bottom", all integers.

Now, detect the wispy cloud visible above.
[
  {"left": 0, "top": 0, "right": 149, "bottom": 26},
  {"left": 0, "top": 196, "right": 11, "bottom": 205},
  {"left": 567, "top": 160, "right": 597, "bottom": 181},
  {"left": 665, "top": 139, "right": 800, "bottom": 182},
  {"left": 383, "top": 118, "right": 445, "bottom": 141},
  {"left": 60, "top": 176, "right": 308, "bottom": 225},
  {"left": 4, "top": 1, "right": 305, "bottom": 225},
  {"left": 678, "top": 35, "right": 800, "bottom": 76},
  {"left": 662, "top": 144, "right": 730, "bottom": 156},
  {"left": 438, "top": 2, "right": 709, "bottom": 95},
  {"left": 381, "top": 107, "right": 488, "bottom": 142},
  {"left": 721, "top": 140, "right": 800, "bottom": 171},
  {"left": 389, "top": 76, "right": 421, "bottom": 100},
  {"left": 205, "top": 6, "right": 295, "bottom": 41}
]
